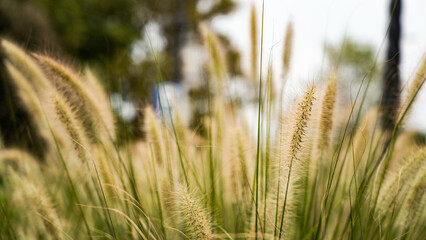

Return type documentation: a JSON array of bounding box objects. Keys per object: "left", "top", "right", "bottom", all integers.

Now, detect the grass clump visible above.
[{"left": 0, "top": 16, "right": 425, "bottom": 240}]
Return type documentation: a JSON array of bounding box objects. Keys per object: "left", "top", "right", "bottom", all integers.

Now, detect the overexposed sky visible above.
[{"left": 212, "top": 0, "right": 426, "bottom": 131}]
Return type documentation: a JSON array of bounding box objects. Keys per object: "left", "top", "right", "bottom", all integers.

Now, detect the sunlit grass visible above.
[{"left": 0, "top": 10, "right": 426, "bottom": 239}]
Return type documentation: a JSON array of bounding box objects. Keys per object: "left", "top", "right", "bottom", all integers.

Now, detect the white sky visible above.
[{"left": 212, "top": 0, "right": 426, "bottom": 132}]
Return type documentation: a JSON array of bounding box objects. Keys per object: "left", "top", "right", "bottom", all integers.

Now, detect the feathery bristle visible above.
[
  {"left": 378, "top": 146, "right": 426, "bottom": 215},
  {"left": 84, "top": 68, "right": 115, "bottom": 139},
  {"left": 317, "top": 73, "right": 337, "bottom": 157},
  {"left": 282, "top": 21, "right": 294, "bottom": 77},
  {"left": 278, "top": 86, "right": 316, "bottom": 239},
  {"left": 289, "top": 86, "right": 316, "bottom": 161},
  {"left": 144, "top": 107, "right": 165, "bottom": 165},
  {"left": 1, "top": 40, "right": 51, "bottom": 91},
  {"left": 53, "top": 94, "right": 90, "bottom": 163},
  {"left": 0, "top": 149, "right": 39, "bottom": 175},
  {"left": 174, "top": 109, "right": 188, "bottom": 146},
  {"left": 176, "top": 185, "right": 212, "bottom": 240},
  {"left": 200, "top": 24, "right": 227, "bottom": 87},
  {"left": 399, "top": 55, "right": 426, "bottom": 122},
  {"left": 22, "top": 182, "right": 64, "bottom": 240},
  {"left": 35, "top": 54, "right": 115, "bottom": 141},
  {"left": 398, "top": 169, "right": 426, "bottom": 229},
  {"left": 236, "top": 128, "right": 250, "bottom": 192},
  {"left": 228, "top": 127, "right": 251, "bottom": 204},
  {"left": 4, "top": 61, "right": 56, "bottom": 157}
]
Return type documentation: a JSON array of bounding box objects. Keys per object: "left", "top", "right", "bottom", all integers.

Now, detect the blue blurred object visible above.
[{"left": 152, "top": 81, "right": 189, "bottom": 125}]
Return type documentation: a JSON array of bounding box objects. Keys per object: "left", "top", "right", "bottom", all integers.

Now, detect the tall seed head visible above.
[
  {"left": 175, "top": 185, "right": 213, "bottom": 240},
  {"left": 1, "top": 40, "right": 51, "bottom": 91},
  {"left": 53, "top": 94, "right": 90, "bottom": 163},
  {"left": 21, "top": 181, "right": 64, "bottom": 240},
  {"left": 289, "top": 86, "right": 316, "bottom": 161},
  {"left": 144, "top": 107, "right": 165, "bottom": 165},
  {"left": 317, "top": 73, "right": 337, "bottom": 157},
  {"left": 250, "top": 3, "right": 258, "bottom": 82},
  {"left": 398, "top": 55, "right": 426, "bottom": 122},
  {"left": 84, "top": 68, "right": 115, "bottom": 139},
  {"left": 0, "top": 148, "right": 39, "bottom": 176},
  {"left": 378, "top": 146, "right": 426, "bottom": 215},
  {"left": 200, "top": 24, "right": 227, "bottom": 88},
  {"left": 398, "top": 169, "right": 426, "bottom": 229},
  {"left": 4, "top": 61, "right": 56, "bottom": 157},
  {"left": 282, "top": 21, "right": 294, "bottom": 77},
  {"left": 35, "top": 54, "right": 115, "bottom": 141}
]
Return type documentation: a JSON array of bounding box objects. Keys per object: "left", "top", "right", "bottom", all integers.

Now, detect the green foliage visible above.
[
  {"left": 35, "top": 0, "right": 141, "bottom": 61},
  {"left": 326, "top": 39, "right": 376, "bottom": 78},
  {"left": 0, "top": 0, "right": 239, "bottom": 143}
]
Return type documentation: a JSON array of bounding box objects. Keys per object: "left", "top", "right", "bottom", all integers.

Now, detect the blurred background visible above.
[{"left": 1, "top": 0, "right": 425, "bottom": 144}]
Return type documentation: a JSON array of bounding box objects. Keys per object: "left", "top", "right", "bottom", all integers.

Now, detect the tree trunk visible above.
[
  {"left": 381, "top": 0, "right": 402, "bottom": 130},
  {"left": 171, "top": 0, "right": 186, "bottom": 83}
]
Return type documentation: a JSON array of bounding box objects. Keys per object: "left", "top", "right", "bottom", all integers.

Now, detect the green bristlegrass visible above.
[{"left": 0, "top": 5, "right": 426, "bottom": 239}]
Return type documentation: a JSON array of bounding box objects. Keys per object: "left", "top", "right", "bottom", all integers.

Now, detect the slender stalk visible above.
[{"left": 254, "top": 1, "right": 265, "bottom": 239}]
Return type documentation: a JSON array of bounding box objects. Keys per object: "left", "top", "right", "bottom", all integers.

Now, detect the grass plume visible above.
[
  {"left": 250, "top": 3, "right": 258, "bottom": 82},
  {"left": 282, "top": 21, "right": 294, "bottom": 77},
  {"left": 0, "top": 21, "right": 426, "bottom": 240},
  {"left": 175, "top": 185, "right": 213, "bottom": 240}
]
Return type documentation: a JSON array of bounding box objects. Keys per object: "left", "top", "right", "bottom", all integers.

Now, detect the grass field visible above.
[{"left": 0, "top": 9, "right": 425, "bottom": 240}]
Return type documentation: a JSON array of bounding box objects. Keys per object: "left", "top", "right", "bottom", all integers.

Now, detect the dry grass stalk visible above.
[{"left": 282, "top": 21, "right": 294, "bottom": 77}]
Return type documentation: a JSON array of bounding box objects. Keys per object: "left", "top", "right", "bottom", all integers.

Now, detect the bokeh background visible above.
[{"left": 1, "top": 0, "right": 425, "bottom": 144}]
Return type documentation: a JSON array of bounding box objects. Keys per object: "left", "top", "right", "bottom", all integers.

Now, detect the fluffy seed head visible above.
[
  {"left": 378, "top": 146, "right": 426, "bottom": 214},
  {"left": 200, "top": 24, "right": 227, "bottom": 87},
  {"left": 1, "top": 40, "right": 51, "bottom": 91},
  {"left": 21, "top": 182, "right": 64, "bottom": 240},
  {"left": 399, "top": 55, "right": 426, "bottom": 122},
  {"left": 35, "top": 54, "right": 115, "bottom": 141},
  {"left": 4, "top": 61, "right": 56, "bottom": 157},
  {"left": 53, "top": 94, "right": 90, "bottom": 163},
  {"left": 317, "top": 73, "right": 337, "bottom": 156},
  {"left": 250, "top": 3, "right": 258, "bottom": 82},
  {"left": 144, "top": 107, "right": 165, "bottom": 165},
  {"left": 283, "top": 21, "right": 294, "bottom": 77},
  {"left": 289, "top": 86, "right": 316, "bottom": 161},
  {"left": 175, "top": 185, "right": 212, "bottom": 240},
  {"left": 398, "top": 169, "right": 426, "bottom": 229},
  {"left": 84, "top": 68, "right": 115, "bottom": 139},
  {"left": 0, "top": 149, "right": 38, "bottom": 175}
]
